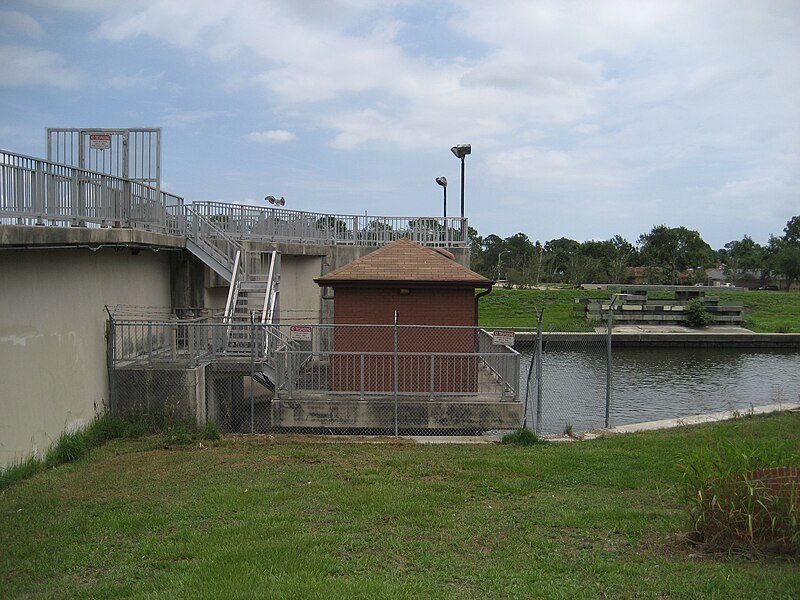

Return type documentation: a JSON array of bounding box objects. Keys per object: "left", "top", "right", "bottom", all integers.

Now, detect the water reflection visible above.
[{"left": 518, "top": 346, "right": 800, "bottom": 435}]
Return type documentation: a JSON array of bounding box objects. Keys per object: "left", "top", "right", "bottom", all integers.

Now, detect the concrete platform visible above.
[
  {"left": 0, "top": 224, "right": 185, "bottom": 249},
  {"left": 271, "top": 397, "right": 522, "bottom": 431},
  {"left": 545, "top": 402, "right": 800, "bottom": 442}
]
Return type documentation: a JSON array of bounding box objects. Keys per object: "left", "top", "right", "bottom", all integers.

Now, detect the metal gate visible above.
[{"left": 46, "top": 128, "right": 161, "bottom": 192}]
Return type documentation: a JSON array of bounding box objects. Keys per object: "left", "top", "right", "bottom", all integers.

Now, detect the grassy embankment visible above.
[
  {"left": 1, "top": 413, "right": 798, "bottom": 598},
  {"left": 478, "top": 288, "right": 800, "bottom": 332}
]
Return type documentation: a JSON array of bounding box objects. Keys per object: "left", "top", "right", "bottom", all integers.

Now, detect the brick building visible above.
[{"left": 314, "top": 238, "right": 494, "bottom": 393}]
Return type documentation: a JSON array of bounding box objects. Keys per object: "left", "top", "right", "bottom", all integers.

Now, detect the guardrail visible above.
[
  {"left": 2, "top": 149, "right": 469, "bottom": 248},
  {"left": 0, "top": 149, "right": 184, "bottom": 232},
  {"left": 189, "top": 200, "right": 468, "bottom": 247}
]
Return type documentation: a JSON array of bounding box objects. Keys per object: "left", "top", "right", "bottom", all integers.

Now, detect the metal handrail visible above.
[
  {"left": 185, "top": 204, "right": 245, "bottom": 278},
  {"left": 1, "top": 148, "right": 183, "bottom": 231},
  {"left": 2, "top": 149, "right": 468, "bottom": 248},
  {"left": 190, "top": 200, "right": 469, "bottom": 247}
]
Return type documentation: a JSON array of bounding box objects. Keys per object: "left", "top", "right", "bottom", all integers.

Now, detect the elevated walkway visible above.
[{"left": 1, "top": 149, "right": 468, "bottom": 248}]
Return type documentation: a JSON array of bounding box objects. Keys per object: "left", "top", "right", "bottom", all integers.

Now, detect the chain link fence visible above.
[
  {"left": 108, "top": 318, "right": 523, "bottom": 436},
  {"left": 108, "top": 313, "right": 800, "bottom": 437}
]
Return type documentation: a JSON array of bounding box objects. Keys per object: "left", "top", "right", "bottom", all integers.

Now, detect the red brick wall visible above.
[
  {"left": 332, "top": 287, "right": 476, "bottom": 326},
  {"left": 329, "top": 286, "right": 479, "bottom": 393}
]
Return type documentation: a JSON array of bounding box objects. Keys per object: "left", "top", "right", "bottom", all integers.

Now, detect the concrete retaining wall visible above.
[
  {"left": 0, "top": 242, "right": 172, "bottom": 467},
  {"left": 272, "top": 398, "right": 521, "bottom": 430},
  {"left": 514, "top": 332, "right": 800, "bottom": 348}
]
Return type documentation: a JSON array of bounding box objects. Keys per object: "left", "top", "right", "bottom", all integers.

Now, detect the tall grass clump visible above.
[
  {"left": 0, "top": 455, "right": 43, "bottom": 490},
  {"left": 1, "top": 413, "right": 214, "bottom": 490},
  {"left": 679, "top": 439, "right": 799, "bottom": 556},
  {"left": 45, "top": 428, "right": 90, "bottom": 466},
  {"left": 501, "top": 428, "right": 545, "bottom": 446}
]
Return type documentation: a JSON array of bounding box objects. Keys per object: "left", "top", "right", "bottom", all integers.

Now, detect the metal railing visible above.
[
  {"left": 189, "top": 200, "right": 468, "bottom": 247},
  {"left": 0, "top": 149, "right": 183, "bottom": 232},
  {"left": 478, "top": 329, "right": 521, "bottom": 400},
  {"left": 185, "top": 204, "right": 246, "bottom": 279},
  {"left": 109, "top": 320, "right": 520, "bottom": 401},
  {"left": 2, "top": 149, "right": 469, "bottom": 248}
]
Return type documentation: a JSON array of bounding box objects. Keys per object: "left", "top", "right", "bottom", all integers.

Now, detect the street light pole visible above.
[
  {"left": 435, "top": 176, "right": 447, "bottom": 223},
  {"left": 497, "top": 250, "right": 510, "bottom": 281},
  {"left": 450, "top": 144, "right": 471, "bottom": 239}
]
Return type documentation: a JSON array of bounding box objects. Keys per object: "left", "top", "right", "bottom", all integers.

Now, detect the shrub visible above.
[
  {"left": 679, "top": 440, "right": 799, "bottom": 556},
  {"left": 685, "top": 299, "right": 714, "bottom": 327},
  {"left": 502, "top": 428, "right": 545, "bottom": 446}
]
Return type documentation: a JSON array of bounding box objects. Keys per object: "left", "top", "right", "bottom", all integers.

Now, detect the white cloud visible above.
[
  {"left": 4, "top": 0, "right": 799, "bottom": 247},
  {"left": 107, "top": 70, "right": 164, "bottom": 89},
  {"left": 247, "top": 130, "right": 296, "bottom": 143},
  {"left": 486, "top": 146, "right": 626, "bottom": 188},
  {"left": 0, "top": 10, "right": 44, "bottom": 37},
  {"left": 159, "top": 109, "right": 232, "bottom": 127},
  {"left": 0, "top": 45, "right": 82, "bottom": 88}
]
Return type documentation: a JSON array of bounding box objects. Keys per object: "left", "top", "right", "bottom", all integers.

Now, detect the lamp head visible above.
[
  {"left": 450, "top": 144, "right": 471, "bottom": 159},
  {"left": 435, "top": 176, "right": 447, "bottom": 187}
]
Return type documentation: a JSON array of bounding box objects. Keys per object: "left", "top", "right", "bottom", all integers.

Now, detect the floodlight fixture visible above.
[{"left": 450, "top": 144, "right": 471, "bottom": 159}]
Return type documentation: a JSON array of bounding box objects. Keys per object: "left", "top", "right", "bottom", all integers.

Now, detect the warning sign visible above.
[
  {"left": 290, "top": 325, "right": 312, "bottom": 342},
  {"left": 89, "top": 133, "right": 111, "bottom": 150},
  {"left": 492, "top": 330, "right": 515, "bottom": 346}
]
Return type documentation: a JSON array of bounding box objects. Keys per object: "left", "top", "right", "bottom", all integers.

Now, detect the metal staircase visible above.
[{"left": 184, "top": 207, "right": 284, "bottom": 387}]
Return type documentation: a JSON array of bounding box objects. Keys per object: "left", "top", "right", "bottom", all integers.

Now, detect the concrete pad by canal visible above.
[
  {"left": 549, "top": 402, "right": 800, "bottom": 442},
  {"left": 595, "top": 324, "right": 756, "bottom": 334}
]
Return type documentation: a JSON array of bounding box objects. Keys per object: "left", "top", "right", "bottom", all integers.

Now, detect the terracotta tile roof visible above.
[{"left": 315, "top": 238, "right": 492, "bottom": 286}]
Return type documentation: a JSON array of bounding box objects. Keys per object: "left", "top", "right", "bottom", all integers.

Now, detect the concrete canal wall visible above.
[{"left": 514, "top": 331, "right": 800, "bottom": 348}]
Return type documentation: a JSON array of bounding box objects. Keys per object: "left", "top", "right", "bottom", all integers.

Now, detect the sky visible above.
[{"left": 1, "top": 0, "right": 798, "bottom": 250}]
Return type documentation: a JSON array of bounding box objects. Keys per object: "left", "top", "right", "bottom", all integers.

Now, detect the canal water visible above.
[{"left": 517, "top": 346, "right": 800, "bottom": 435}]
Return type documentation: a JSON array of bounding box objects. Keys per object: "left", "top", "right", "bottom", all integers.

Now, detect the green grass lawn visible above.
[
  {"left": 479, "top": 288, "right": 800, "bottom": 332},
  {"left": 717, "top": 290, "right": 800, "bottom": 333},
  {"left": 478, "top": 288, "right": 606, "bottom": 330},
  {"left": 2, "top": 413, "right": 798, "bottom": 599}
]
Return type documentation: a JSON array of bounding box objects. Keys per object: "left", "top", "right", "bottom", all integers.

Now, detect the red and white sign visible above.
[
  {"left": 290, "top": 325, "right": 312, "bottom": 342},
  {"left": 492, "top": 330, "right": 515, "bottom": 346},
  {"left": 89, "top": 133, "right": 111, "bottom": 150}
]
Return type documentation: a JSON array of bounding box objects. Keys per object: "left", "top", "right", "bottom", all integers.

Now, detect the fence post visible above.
[
  {"left": 430, "top": 354, "right": 435, "bottom": 400},
  {"left": 360, "top": 353, "right": 365, "bottom": 401},
  {"left": 106, "top": 310, "right": 115, "bottom": 415},
  {"left": 393, "top": 311, "right": 399, "bottom": 436},
  {"left": 605, "top": 306, "right": 613, "bottom": 429},
  {"left": 535, "top": 312, "right": 543, "bottom": 435},
  {"left": 250, "top": 318, "right": 256, "bottom": 433}
]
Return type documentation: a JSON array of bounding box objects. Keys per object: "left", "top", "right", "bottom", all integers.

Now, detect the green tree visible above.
[
  {"left": 722, "top": 235, "right": 767, "bottom": 284},
  {"left": 467, "top": 226, "right": 484, "bottom": 272},
  {"left": 543, "top": 237, "right": 581, "bottom": 283},
  {"left": 783, "top": 215, "right": 800, "bottom": 246},
  {"left": 637, "top": 225, "right": 715, "bottom": 285},
  {"left": 503, "top": 232, "right": 535, "bottom": 283},
  {"left": 316, "top": 216, "right": 349, "bottom": 236},
  {"left": 773, "top": 246, "right": 800, "bottom": 290},
  {"left": 609, "top": 235, "right": 636, "bottom": 283}
]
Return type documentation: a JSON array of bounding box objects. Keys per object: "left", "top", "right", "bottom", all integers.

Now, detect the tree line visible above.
[{"left": 469, "top": 216, "right": 800, "bottom": 289}]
